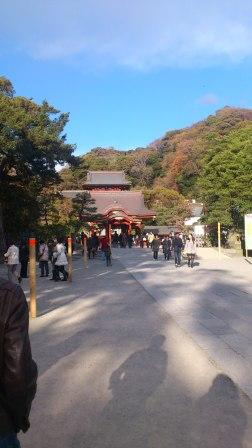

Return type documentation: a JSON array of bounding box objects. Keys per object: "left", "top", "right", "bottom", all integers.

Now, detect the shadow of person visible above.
[
  {"left": 87, "top": 335, "right": 167, "bottom": 448},
  {"left": 191, "top": 374, "right": 247, "bottom": 448}
]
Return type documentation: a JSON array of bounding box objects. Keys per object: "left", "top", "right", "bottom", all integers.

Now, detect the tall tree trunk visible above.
[{"left": 0, "top": 204, "right": 6, "bottom": 261}]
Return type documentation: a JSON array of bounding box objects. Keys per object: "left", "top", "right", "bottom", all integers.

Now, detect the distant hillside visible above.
[
  {"left": 152, "top": 107, "right": 252, "bottom": 196},
  {"left": 61, "top": 107, "right": 252, "bottom": 196}
]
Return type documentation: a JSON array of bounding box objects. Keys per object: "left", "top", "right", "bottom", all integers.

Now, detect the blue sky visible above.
[{"left": 1, "top": 0, "right": 252, "bottom": 155}]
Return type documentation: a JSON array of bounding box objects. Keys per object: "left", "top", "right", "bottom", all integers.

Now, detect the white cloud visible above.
[
  {"left": 1, "top": 0, "right": 252, "bottom": 69},
  {"left": 198, "top": 93, "right": 219, "bottom": 105}
]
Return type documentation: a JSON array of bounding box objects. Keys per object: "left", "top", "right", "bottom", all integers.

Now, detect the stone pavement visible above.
[
  {"left": 117, "top": 247, "right": 252, "bottom": 401},
  {"left": 1, "top": 253, "right": 252, "bottom": 447}
]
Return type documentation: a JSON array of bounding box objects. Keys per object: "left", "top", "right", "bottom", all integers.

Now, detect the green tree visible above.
[
  {"left": 37, "top": 188, "right": 63, "bottom": 228},
  {"left": 0, "top": 76, "right": 76, "bottom": 254},
  {"left": 144, "top": 187, "right": 190, "bottom": 226},
  {"left": 60, "top": 157, "right": 88, "bottom": 189},
  {"left": 70, "top": 192, "right": 98, "bottom": 232},
  {"left": 197, "top": 124, "right": 252, "bottom": 230}
]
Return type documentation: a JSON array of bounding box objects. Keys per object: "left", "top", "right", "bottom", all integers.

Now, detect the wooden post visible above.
[
  {"left": 83, "top": 237, "right": 88, "bottom": 269},
  {"left": 29, "top": 237, "right": 37, "bottom": 318},
  {"left": 67, "top": 236, "right": 73, "bottom": 282},
  {"left": 218, "top": 222, "right": 221, "bottom": 258}
]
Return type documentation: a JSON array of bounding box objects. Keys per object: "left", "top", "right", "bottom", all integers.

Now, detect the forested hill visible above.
[
  {"left": 151, "top": 106, "right": 252, "bottom": 196},
  {"left": 61, "top": 106, "right": 252, "bottom": 214}
]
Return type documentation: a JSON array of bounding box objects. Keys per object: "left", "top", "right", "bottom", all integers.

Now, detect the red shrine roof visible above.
[
  {"left": 85, "top": 171, "right": 131, "bottom": 186},
  {"left": 62, "top": 190, "right": 154, "bottom": 218}
]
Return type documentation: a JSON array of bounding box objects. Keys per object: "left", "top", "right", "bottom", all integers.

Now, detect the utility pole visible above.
[{"left": 218, "top": 222, "right": 221, "bottom": 258}]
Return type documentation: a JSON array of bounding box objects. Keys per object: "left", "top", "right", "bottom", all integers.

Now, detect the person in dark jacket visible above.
[
  {"left": 127, "top": 233, "right": 134, "bottom": 248},
  {"left": 87, "top": 236, "right": 93, "bottom": 259},
  {"left": 104, "top": 243, "right": 112, "bottom": 266},
  {"left": 151, "top": 235, "right": 160, "bottom": 260},
  {"left": 112, "top": 232, "right": 119, "bottom": 247},
  {"left": 19, "top": 240, "right": 29, "bottom": 279},
  {"left": 173, "top": 233, "right": 184, "bottom": 267},
  {"left": 0, "top": 279, "right": 37, "bottom": 447},
  {"left": 91, "top": 233, "right": 99, "bottom": 256},
  {"left": 162, "top": 236, "right": 172, "bottom": 261}
]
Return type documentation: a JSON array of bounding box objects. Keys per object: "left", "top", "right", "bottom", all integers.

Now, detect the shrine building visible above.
[{"left": 63, "top": 170, "right": 155, "bottom": 237}]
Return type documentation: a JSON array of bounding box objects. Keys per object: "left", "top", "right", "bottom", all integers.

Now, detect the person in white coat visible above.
[
  {"left": 54, "top": 239, "right": 68, "bottom": 281},
  {"left": 184, "top": 234, "right": 197, "bottom": 268},
  {"left": 4, "top": 241, "right": 20, "bottom": 284}
]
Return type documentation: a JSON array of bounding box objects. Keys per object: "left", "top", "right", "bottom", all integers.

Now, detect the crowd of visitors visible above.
[
  {"left": 148, "top": 232, "right": 197, "bottom": 268},
  {"left": 111, "top": 231, "right": 133, "bottom": 248},
  {"left": 84, "top": 233, "right": 112, "bottom": 266},
  {"left": 3, "top": 228, "right": 197, "bottom": 287},
  {"left": 3, "top": 237, "right": 70, "bottom": 285},
  {"left": 110, "top": 230, "right": 197, "bottom": 268},
  {"left": 3, "top": 230, "right": 116, "bottom": 285}
]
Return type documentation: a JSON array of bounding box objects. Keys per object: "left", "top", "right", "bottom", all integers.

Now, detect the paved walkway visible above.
[
  {"left": 0, "top": 252, "right": 245, "bottom": 447},
  {"left": 1, "top": 252, "right": 252, "bottom": 446},
  {"left": 117, "top": 247, "right": 252, "bottom": 402}
]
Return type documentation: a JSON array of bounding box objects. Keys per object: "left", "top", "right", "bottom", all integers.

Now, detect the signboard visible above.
[{"left": 245, "top": 214, "right": 252, "bottom": 250}]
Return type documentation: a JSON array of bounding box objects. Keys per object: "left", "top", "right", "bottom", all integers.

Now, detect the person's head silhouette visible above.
[{"left": 149, "top": 335, "right": 166, "bottom": 350}]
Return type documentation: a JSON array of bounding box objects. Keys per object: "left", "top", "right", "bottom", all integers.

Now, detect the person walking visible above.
[
  {"left": 121, "top": 233, "right": 127, "bottom": 248},
  {"left": 19, "top": 240, "right": 29, "bottom": 279},
  {"left": 163, "top": 236, "right": 172, "bottom": 261},
  {"left": 0, "top": 277, "right": 37, "bottom": 447},
  {"left": 148, "top": 232, "right": 154, "bottom": 248},
  {"left": 38, "top": 241, "right": 49, "bottom": 277},
  {"left": 86, "top": 236, "right": 93, "bottom": 259},
  {"left": 151, "top": 235, "right": 160, "bottom": 260},
  {"left": 184, "top": 234, "right": 197, "bottom": 268},
  {"left": 54, "top": 239, "right": 68, "bottom": 281},
  {"left": 104, "top": 243, "right": 112, "bottom": 266},
  {"left": 112, "top": 232, "right": 119, "bottom": 248},
  {"left": 100, "top": 235, "right": 109, "bottom": 260},
  {"left": 48, "top": 238, "right": 57, "bottom": 281},
  {"left": 91, "top": 233, "right": 99, "bottom": 256},
  {"left": 173, "top": 232, "right": 183, "bottom": 267},
  {"left": 127, "top": 233, "right": 133, "bottom": 248},
  {"left": 4, "top": 241, "right": 20, "bottom": 284}
]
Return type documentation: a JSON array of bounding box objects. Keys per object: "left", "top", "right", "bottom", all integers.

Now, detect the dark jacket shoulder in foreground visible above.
[{"left": 0, "top": 278, "right": 37, "bottom": 437}]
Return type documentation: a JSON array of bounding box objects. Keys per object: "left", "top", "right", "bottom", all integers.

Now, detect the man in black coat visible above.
[
  {"left": 162, "top": 236, "right": 172, "bottom": 261},
  {"left": 151, "top": 235, "right": 160, "bottom": 260},
  {"left": 19, "top": 240, "right": 29, "bottom": 279},
  {"left": 0, "top": 279, "right": 37, "bottom": 447},
  {"left": 173, "top": 233, "right": 184, "bottom": 267}
]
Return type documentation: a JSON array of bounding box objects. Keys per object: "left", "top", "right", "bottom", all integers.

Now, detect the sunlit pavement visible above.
[
  {"left": 117, "top": 247, "right": 252, "bottom": 401},
  {"left": 6, "top": 251, "right": 252, "bottom": 447}
]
